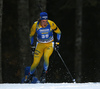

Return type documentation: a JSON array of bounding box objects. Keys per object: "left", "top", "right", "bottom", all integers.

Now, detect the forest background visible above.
[{"left": 0, "top": 0, "right": 100, "bottom": 83}]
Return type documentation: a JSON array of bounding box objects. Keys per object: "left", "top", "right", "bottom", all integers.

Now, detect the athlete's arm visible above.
[
  {"left": 29, "top": 21, "right": 37, "bottom": 45},
  {"left": 48, "top": 20, "right": 61, "bottom": 42}
]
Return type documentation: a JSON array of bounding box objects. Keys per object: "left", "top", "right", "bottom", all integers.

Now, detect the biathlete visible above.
[{"left": 25, "top": 12, "right": 61, "bottom": 83}]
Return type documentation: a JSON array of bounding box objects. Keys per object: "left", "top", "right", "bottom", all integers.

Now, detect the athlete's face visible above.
[{"left": 41, "top": 20, "right": 48, "bottom": 28}]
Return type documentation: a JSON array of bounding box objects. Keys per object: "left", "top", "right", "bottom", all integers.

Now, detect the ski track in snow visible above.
[{"left": 0, "top": 83, "right": 100, "bottom": 89}]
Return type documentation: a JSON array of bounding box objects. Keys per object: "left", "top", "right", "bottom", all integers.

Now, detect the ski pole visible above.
[{"left": 55, "top": 48, "right": 75, "bottom": 83}]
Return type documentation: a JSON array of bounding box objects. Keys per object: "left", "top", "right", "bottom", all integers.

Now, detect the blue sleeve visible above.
[
  {"left": 30, "top": 36, "right": 34, "bottom": 45},
  {"left": 57, "top": 33, "right": 61, "bottom": 42}
]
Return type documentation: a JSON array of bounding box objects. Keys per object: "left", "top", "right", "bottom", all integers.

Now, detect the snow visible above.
[{"left": 0, "top": 83, "right": 100, "bottom": 89}]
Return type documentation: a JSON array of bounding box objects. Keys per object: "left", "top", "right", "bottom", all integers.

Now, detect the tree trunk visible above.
[
  {"left": 0, "top": 0, "right": 3, "bottom": 83},
  {"left": 75, "top": 0, "right": 82, "bottom": 83},
  {"left": 18, "top": 0, "right": 32, "bottom": 80},
  {"left": 94, "top": 5, "right": 100, "bottom": 82}
]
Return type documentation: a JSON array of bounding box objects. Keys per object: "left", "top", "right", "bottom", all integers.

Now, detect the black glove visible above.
[
  {"left": 31, "top": 46, "right": 35, "bottom": 54},
  {"left": 55, "top": 42, "right": 60, "bottom": 51}
]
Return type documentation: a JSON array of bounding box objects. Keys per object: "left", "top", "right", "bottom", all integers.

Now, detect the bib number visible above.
[{"left": 41, "top": 34, "right": 49, "bottom": 39}]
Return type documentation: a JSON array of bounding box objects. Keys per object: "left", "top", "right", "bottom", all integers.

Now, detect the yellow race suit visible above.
[{"left": 30, "top": 20, "right": 61, "bottom": 74}]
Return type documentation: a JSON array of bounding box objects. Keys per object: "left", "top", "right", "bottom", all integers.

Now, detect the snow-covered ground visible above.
[{"left": 0, "top": 83, "right": 100, "bottom": 89}]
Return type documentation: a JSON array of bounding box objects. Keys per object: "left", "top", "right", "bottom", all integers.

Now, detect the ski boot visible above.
[
  {"left": 24, "top": 73, "right": 34, "bottom": 83},
  {"left": 40, "top": 70, "right": 47, "bottom": 83}
]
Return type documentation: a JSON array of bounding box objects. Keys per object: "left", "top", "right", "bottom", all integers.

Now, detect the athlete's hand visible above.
[
  {"left": 55, "top": 42, "right": 59, "bottom": 51},
  {"left": 31, "top": 46, "right": 35, "bottom": 54}
]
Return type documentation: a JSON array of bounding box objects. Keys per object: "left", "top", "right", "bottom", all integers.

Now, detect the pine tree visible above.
[
  {"left": 17, "top": 0, "right": 31, "bottom": 80},
  {"left": 75, "top": 0, "right": 83, "bottom": 83}
]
